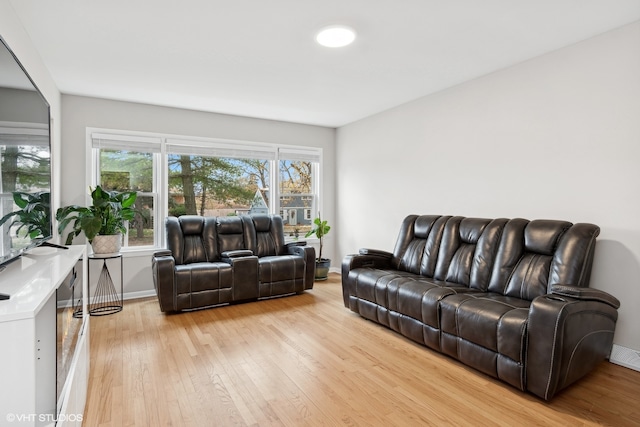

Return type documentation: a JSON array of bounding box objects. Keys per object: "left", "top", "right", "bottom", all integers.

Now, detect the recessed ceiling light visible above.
[{"left": 315, "top": 25, "right": 357, "bottom": 48}]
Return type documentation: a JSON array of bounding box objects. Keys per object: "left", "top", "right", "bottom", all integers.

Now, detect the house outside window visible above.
[{"left": 278, "top": 148, "right": 320, "bottom": 237}]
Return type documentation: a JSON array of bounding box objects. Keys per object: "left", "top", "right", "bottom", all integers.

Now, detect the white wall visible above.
[
  {"left": 336, "top": 22, "right": 640, "bottom": 351},
  {"left": 0, "top": 0, "right": 63, "bottom": 222},
  {"left": 61, "top": 95, "right": 336, "bottom": 295}
]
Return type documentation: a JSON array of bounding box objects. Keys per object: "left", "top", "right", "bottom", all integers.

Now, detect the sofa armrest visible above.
[
  {"left": 343, "top": 249, "right": 393, "bottom": 272},
  {"left": 220, "top": 254, "right": 259, "bottom": 300},
  {"left": 286, "top": 244, "right": 316, "bottom": 290},
  {"left": 550, "top": 284, "right": 620, "bottom": 309},
  {"left": 151, "top": 251, "right": 176, "bottom": 313},
  {"left": 341, "top": 250, "right": 394, "bottom": 308},
  {"left": 526, "top": 292, "right": 619, "bottom": 400},
  {"left": 286, "top": 241, "right": 307, "bottom": 247},
  {"left": 221, "top": 249, "right": 253, "bottom": 258},
  {"left": 358, "top": 248, "right": 393, "bottom": 258}
]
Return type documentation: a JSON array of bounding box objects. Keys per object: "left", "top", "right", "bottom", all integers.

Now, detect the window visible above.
[
  {"left": 91, "top": 133, "right": 161, "bottom": 249},
  {"left": 90, "top": 130, "right": 322, "bottom": 250},
  {"left": 165, "top": 139, "right": 276, "bottom": 219},
  {"left": 278, "top": 148, "right": 320, "bottom": 237}
]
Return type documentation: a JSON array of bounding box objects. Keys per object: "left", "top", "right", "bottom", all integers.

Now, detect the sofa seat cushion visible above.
[
  {"left": 175, "top": 262, "right": 233, "bottom": 292},
  {"left": 348, "top": 268, "right": 479, "bottom": 325},
  {"left": 174, "top": 262, "right": 233, "bottom": 309},
  {"left": 347, "top": 267, "right": 450, "bottom": 298},
  {"left": 389, "top": 277, "right": 477, "bottom": 324},
  {"left": 257, "top": 255, "right": 305, "bottom": 297},
  {"left": 440, "top": 293, "right": 530, "bottom": 362},
  {"left": 258, "top": 255, "right": 305, "bottom": 282},
  {"left": 347, "top": 268, "right": 419, "bottom": 303}
]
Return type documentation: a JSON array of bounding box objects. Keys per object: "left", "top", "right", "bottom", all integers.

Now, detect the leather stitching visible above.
[
  {"left": 544, "top": 302, "right": 569, "bottom": 400},
  {"left": 561, "top": 328, "right": 614, "bottom": 388}
]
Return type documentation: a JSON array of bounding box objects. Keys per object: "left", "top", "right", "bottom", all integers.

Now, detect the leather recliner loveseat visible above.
[
  {"left": 342, "top": 214, "right": 620, "bottom": 400},
  {"left": 152, "top": 214, "right": 315, "bottom": 312}
]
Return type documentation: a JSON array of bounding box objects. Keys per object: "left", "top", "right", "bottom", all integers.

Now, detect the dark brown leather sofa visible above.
[
  {"left": 342, "top": 215, "right": 620, "bottom": 400},
  {"left": 152, "top": 214, "right": 315, "bottom": 312}
]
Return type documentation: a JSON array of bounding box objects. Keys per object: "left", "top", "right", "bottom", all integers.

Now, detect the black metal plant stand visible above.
[{"left": 88, "top": 254, "right": 123, "bottom": 316}]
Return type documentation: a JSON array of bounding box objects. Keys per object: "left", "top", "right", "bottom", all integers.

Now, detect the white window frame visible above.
[
  {"left": 89, "top": 130, "right": 163, "bottom": 251},
  {"left": 87, "top": 128, "right": 323, "bottom": 252}
]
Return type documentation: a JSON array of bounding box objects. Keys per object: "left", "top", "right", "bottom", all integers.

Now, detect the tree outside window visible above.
[
  {"left": 99, "top": 149, "right": 155, "bottom": 247},
  {"left": 167, "top": 155, "right": 270, "bottom": 217}
]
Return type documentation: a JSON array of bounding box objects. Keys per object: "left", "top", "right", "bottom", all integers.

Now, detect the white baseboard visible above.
[
  {"left": 329, "top": 266, "right": 341, "bottom": 274},
  {"left": 610, "top": 344, "right": 640, "bottom": 372},
  {"left": 123, "top": 289, "right": 157, "bottom": 301}
]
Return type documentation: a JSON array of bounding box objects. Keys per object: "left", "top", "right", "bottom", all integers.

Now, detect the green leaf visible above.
[{"left": 57, "top": 186, "right": 140, "bottom": 243}]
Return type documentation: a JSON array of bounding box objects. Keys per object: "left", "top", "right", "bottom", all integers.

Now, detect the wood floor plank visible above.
[{"left": 84, "top": 274, "right": 640, "bottom": 426}]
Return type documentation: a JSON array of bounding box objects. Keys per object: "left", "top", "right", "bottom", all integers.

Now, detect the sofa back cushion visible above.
[
  {"left": 249, "top": 214, "right": 285, "bottom": 257},
  {"left": 216, "top": 216, "right": 252, "bottom": 254},
  {"left": 547, "top": 222, "right": 600, "bottom": 289},
  {"left": 488, "top": 219, "right": 599, "bottom": 300},
  {"left": 434, "top": 217, "right": 507, "bottom": 290},
  {"left": 166, "top": 215, "right": 218, "bottom": 265},
  {"left": 391, "top": 215, "right": 449, "bottom": 276}
]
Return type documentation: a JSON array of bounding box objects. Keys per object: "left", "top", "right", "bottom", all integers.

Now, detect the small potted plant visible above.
[
  {"left": 305, "top": 213, "right": 331, "bottom": 280},
  {"left": 56, "top": 185, "right": 137, "bottom": 254},
  {"left": 0, "top": 191, "right": 50, "bottom": 239}
]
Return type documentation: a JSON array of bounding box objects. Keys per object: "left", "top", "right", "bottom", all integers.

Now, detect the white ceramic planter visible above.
[{"left": 91, "top": 234, "right": 122, "bottom": 255}]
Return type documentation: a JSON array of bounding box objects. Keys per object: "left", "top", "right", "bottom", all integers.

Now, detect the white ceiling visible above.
[{"left": 9, "top": 0, "right": 640, "bottom": 127}]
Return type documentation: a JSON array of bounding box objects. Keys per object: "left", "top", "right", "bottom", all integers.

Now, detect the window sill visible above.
[
  {"left": 284, "top": 236, "right": 318, "bottom": 245},
  {"left": 118, "top": 247, "right": 159, "bottom": 258}
]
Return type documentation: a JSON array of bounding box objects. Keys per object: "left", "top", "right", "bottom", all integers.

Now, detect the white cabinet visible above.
[
  {"left": 56, "top": 324, "right": 88, "bottom": 427},
  {"left": 0, "top": 245, "right": 88, "bottom": 427}
]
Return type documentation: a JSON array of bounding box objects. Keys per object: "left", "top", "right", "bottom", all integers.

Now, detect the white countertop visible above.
[{"left": 0, "top": 245, "right": 85, "bottom": 323}]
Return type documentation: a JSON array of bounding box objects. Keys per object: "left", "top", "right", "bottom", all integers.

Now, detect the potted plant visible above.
[
  {"left": 0, "top": 191, "right": 51, "bottom": 239},
  {"left": 56, "top": 185, "right": 137, "bottom": 254},
  {"left": 305, "top": 213, "right": 331, "bottom": 280}
]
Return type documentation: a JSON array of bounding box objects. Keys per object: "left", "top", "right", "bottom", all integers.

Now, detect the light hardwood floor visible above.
[{"left": 85, "top": 274, "right": 640, "bottom": 426}]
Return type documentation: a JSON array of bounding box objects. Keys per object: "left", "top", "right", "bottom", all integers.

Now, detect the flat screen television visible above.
[{"left": 0, "top": 36, "right": 52, "bottom": 267}]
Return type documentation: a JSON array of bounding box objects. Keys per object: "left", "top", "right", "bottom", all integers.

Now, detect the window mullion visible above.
[
  {"left": 269, "top": 158, "right": 278, "bottom": 215},
  {"left": 157, "top": 148, "right": 166, "bottom": 248}
]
